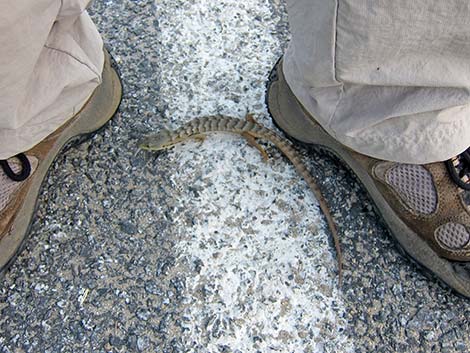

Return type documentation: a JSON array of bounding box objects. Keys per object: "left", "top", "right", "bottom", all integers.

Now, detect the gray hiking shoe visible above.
[
  {"left": 267, "top": 58, "right": 470, "bottom": 298},
  {"left": 0, "top": 49, "right": 122, "bottom": 275}
]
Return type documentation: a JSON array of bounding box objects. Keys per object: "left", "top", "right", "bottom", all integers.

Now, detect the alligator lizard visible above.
[{"left": 139, "top": 114, "right": 343, "bottom": 284}]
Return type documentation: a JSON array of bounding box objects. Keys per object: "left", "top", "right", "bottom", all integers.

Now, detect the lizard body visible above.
[{"left": 139, "top": 114, "right": 343, "bottom": 284}]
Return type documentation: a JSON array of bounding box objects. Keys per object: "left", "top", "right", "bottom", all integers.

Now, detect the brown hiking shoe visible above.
[
  {"left": 0, "top": 50, "right": 122, "bottom": 275},
  {"left": 267, "top": 58, "right": 470, "bottom": 297}
]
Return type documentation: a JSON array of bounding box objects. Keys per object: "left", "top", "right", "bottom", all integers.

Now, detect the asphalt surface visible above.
[{"left": 1, "top": 0, "right": 470, "bottom": 352}]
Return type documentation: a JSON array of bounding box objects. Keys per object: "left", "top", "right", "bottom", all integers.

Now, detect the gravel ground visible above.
[{"left": 1, "top": 0, "right": 470, "bottom": 352}]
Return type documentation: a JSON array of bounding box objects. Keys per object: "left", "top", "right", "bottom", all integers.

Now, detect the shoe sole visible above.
[
  {"left": 0, "top": 50, "right": 123, "bottom": 277},
  {"left": 266, "top": 58, "right": 470, "bottom": 298}
]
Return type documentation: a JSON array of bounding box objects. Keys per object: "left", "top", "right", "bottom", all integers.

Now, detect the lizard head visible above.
[{"left": 138, "top": 129, "right": 176, "bottom": 151}]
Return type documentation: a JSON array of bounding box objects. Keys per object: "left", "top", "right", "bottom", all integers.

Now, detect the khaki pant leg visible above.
[
  {"left": 0, "top": 0, "right": 103, "bottom": 159},
  {"left": 284, "top": 0, "right": 470, "bottom": 163}
]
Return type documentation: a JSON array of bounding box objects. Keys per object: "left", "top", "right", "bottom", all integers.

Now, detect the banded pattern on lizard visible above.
[{"left": 139, "top": 114, "right": 343, "bottom": 284}]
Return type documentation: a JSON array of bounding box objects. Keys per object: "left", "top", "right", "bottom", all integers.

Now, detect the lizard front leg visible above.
[{"left": 192, "top": 134, "right": 207, "bottom": 146}]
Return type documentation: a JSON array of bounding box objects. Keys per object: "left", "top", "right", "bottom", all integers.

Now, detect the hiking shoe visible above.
[
  {"left": 267, "top": 58, "right": 470, "bottom": 298},
  {"left": 0, "top": 49, "right": 122, "bottom": 275}
]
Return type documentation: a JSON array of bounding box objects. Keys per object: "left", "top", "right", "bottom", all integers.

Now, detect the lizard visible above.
[{"left": 139, "top": 113, "right": 343, "bottom": 285}]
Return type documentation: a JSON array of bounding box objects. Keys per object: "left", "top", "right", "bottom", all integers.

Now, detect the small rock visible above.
[
  {"left": 109, "top": 335, "right": 123, "bottom": 348},
  {"left": 126, "top": 334, "right": 138, "bottom": 350},
  {"left": 119, "top": 220, "right": 137, "bottom": 234},
  {"left": 136, "top": 309, "right": 151, "bottom": 321},
  {"left": 137, "top": 336, "right": 149, "bottom": 351}
]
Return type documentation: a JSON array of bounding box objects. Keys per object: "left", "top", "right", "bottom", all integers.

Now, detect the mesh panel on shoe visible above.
[
  {"left": 385, "top": 164, "right": 437, "bottom": 215},
  {"left": 0, "top": 157, "right": 34, "bottom": 212},
  {"left": 435, "top": 223, "right": 470, "bottom": 250}
]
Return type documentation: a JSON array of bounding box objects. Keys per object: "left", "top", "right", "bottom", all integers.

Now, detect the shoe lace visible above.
[
  {"left": 446, "top": 147, "right": 470, "bottom": 190},
  {"left": 0, "top": 153, "right": 31, "bottom": 182}
]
